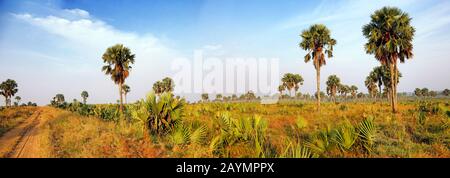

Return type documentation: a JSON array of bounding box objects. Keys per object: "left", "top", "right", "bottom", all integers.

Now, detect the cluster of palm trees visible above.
[
  {"left": 96, "top": 7, "right": 424, "bottom": 114},
  {"left": 200, "top": 91, "right": 258, "bottom": 103},
  {"left": 299, "top": 7, "right": 415, "bottom": 113},
  {"left": 278, "top": 73, "right": 304, "bottom": 97},
  {"left": 364, "top": 66, "right": 401, "bottom": 99},
  {"left": 325, "top": 75, "right": 358, "bottom": 102},
  {"left": 414, "top": 88, "right": 439, "bottom": 97},
  {"left": 152, "top": 77, "right": 174, "bottom": 95},
  {"left": 0, "top": 79, "right": 19, "bottom": 107}
]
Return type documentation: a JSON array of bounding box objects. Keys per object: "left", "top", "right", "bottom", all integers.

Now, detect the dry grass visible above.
[
  {"left": 0, "top": 106, "right": 37, "bottom": 136},
  {"left": 40, "top": 99, "right": 450, "bottom": 158}
]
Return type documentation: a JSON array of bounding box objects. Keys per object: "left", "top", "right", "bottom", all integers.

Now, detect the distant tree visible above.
[
  {"left": 153, "top": 77, "right": 174, "bottom": 95},
  {"left": 162, "top": 77, "right": 175, "bottom": 93},
  {"left": 300, "top": 24, "right": 336, "bottom": 111},
  {"left": 429, "top": 91, "right": 437, "bottom": 97},
  {"left": 216, "top": 94, "right": 223, "bottom": 101},
  {"left": 55, "top": 94, "right": 65, "bottom": 105},
  {"left": 278, "top": 85, "right": 286, "bottom": 96},
  {"left": 314, "top": 91, "right": 326, "bottom": 100},
  {"left": 326, "top": 75, "right": 340, "bottom": 102},
  {"left": 201, "top": 93, "right": 209, "bottom": 102},
  {"left": 421, "top": 88, "right": 429, "bottom": 97},
  {"left": 122, "top": 84, "right": 130, "bottom": 103},
  {"left": 15, "top": 96, "right": 21, "bottom": 106},
  {"left": 350, "top": 85, "right": 358, "bottom": 98},
  {"left": 101, "top": 44, "right": 135, "bottom": 113},
  {"left": 443, "top": 89, "right": 450, "bottom": 96},
  {"left": 281, "top": 73, "right": 304, "bottom": 96},
  {"left": 365, "top": 76, "right": 378, "bottom": 98},
  {"left": 338, "top": 84, "right": 350, "bottom": 98},
  {"left": 414, "top": 88, "right": 422, "bottom": 97},
  {"left": 357, "top": 92, "right": 364, "bottom": 98},
  {"left": 231, "top": 94, "right": 237, "bottom": 101},
  {"left": 0, "top": 79, "right": 19, "bottom": 107},
  {"left": 243, "top": 91, "right": 257, "bottom": 100},
  {"left": 363, "top": 7, "right": 415, "bottom": 112},
  {"left": 81, "top": 91, "right": 89, "bottom": 104}
]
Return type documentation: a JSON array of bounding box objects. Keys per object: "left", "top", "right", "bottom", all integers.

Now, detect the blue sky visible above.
[{"left": 0, "top": 0, "right": 449, "bottom": 105}]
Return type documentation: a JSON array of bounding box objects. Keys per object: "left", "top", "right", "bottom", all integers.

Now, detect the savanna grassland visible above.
[{"left": 9, "top": 98, "right": 445, "bottom": 158}]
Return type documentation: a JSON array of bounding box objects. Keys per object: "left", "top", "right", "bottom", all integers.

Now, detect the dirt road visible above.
[{"left": 0, "top": 107, "right": 53, "bottom": 158}]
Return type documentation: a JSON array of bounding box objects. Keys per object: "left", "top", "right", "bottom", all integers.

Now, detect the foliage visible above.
[
  {"left": 356, "top": 117, "right": 377, "bottom": 153},
  {"left": 210, "top": 112, "right": 269, "bottom": 157},
  {"left": 0, "top": 79, "right": 19, "bottom": 107},
  {"left": 131, "top": 91, "right": 185, "bottom": 135}
]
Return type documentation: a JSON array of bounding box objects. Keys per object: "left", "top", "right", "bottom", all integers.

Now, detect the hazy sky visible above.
[{"left": 0, "top": 0, "right": 449, "bottom": 105}]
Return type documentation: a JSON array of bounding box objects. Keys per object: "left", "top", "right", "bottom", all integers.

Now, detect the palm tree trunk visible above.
[
  {"left": 393, "top": 61, "right": 398, "bottom": 112},
  {"left": 119, "top": 83, "right": 124, "bottom": 114},
  {"left": 316, "top": 67, "right": 321, "bottom": 111},
  {"left": 389, "top": 63, "right": 397, "bottom": 113}
]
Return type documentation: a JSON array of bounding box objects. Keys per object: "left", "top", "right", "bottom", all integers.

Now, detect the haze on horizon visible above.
[{"left": 0, "top": 0, "right": 449, "bottom": 105}]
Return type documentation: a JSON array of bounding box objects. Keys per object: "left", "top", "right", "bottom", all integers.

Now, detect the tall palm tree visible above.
[
  {"left": 300, "top": 24, "right": 336, "bottom": 111},
  {"left": 81, "top": 91, "right": 89, "bottom": 104},
  {"left": 101, "top": 44, "right": 135, "bottom": 113},
  {"left": 363, "top": 7, "right": 415, "bottom": 112},
  {"left": 122, "top": 84, "right": 130, "bottom": 104},
  {"left": 0, "top": 79, "right": 19, "bottom": 107},
  {"left": 326, "top": 75, "right": 340, "bottom": 102}
]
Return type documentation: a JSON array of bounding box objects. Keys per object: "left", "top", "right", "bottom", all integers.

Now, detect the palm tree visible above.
[
  {"left": 414, "top": 88, "right": 422, "bottom": 97},
  {"left": 326, "top": 75, "right": 340, "bottom": 102},
  {"left": 153, "top": 77, "right": 174, "bottom": 95},
  {"left": 15, "top": 96, "right": 21, "bottom": 106},
  {"left": 162, "top": 77, "right": 175, "bottom": 93},
  {"left": 338, "top": 84, "right": 350, "bottom": 98},
  {"left": 443, "top": 89, "right": 450, "bottom": 96},
  {"left": 81, "top": 91, "right": 89, "bottom": 104},
  {"left": 371, "top": 67, "right": 384, "bottom": 97},
  {"left": 122, "top": 84, "right": 130, "bottom": 104},
  {"left": 281, "top": 73, "right": 304, "bottom": 97},
  {"left": 0, "top": 79, "right": 19, "bottom": 107},
  {"left": 101, "top": 44, "right": 135, "bottom": 113},
  {"left": 216, "top": 94, "right": 223, "bottom": 101},
  {"left": 300, "top": 24, "right": 336, "bottom": 111},
  {"left": 278, "top": 85, "right": 286, "bottom": 96},
  {"left": 350, "top": 85, "right": 358, "bottom": 98},
  {"left": 201, "top": 93, "right": 209, "bottom": 102},
  {"left": 153, "top": 81, "right": 164, "bottom": 95},
  {"left": 363, "top": 7, "right": 415, "bottom": 112},
  {"left": 365, "top": 76, "right": 378, "bottom": 98},
  {"left": 421, "top": 88, "right": 429, "bottom": 97},
  {"left": 53, "top": 94, "right": 65, "bottom": 106}
]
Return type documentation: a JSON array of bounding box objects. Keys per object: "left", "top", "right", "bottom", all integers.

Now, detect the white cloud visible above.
[
  {"left": 63, "top": 8, "right": 90, "bottom": 18},
  {"left": 11, "top": 9, "right": 180, "bottom": 104}
]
